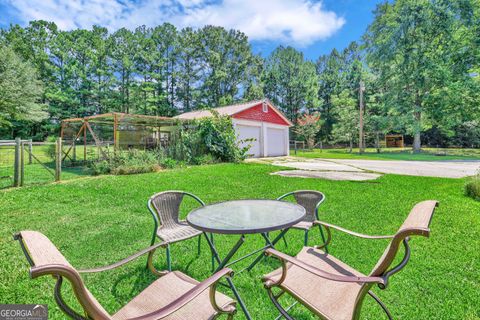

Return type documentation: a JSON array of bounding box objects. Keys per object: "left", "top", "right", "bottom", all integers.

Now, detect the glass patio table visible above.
[{"left": 187, "top": 199, "right": 305, "bottom": 320}]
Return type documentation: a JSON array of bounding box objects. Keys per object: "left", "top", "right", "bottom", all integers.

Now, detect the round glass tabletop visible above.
[{"left": 187, "top": 200, "right": 306, "bottom": 234}]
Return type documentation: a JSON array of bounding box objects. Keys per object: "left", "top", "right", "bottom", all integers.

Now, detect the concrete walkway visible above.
[
  {"left": 267, "top": 157, "right": 480, "bottom": 179},
  {"left": 333, "top": 159, "right": 480, "bottom": 178},
  {"left": 272, "top": 170, "right": 382, "bottom": 181},
  {"left": 276, "top": 160, "right": 364, "bottom": 172}
]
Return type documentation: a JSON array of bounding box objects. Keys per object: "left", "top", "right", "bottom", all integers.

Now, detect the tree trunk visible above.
[
  {"left": 413, "top": 111, "right": 421, "bottom": 153},
  {"left": 413, "top": 131, "right": 421, "bottom": 153},
  {"left": 349, "top": 139, "right": 353, "bottom": 153},
  {"left": 375, "top": 132, "right": 381, "bottom": 153}
]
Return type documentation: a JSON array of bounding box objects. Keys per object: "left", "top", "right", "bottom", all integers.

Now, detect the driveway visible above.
[
  {"left": 266, "top": 157, "right": 480, "bottom": 179},
  {"left": 333, "top": 159, "right": 480, "bottom": 178}
]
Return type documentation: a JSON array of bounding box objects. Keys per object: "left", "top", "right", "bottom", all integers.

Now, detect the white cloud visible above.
[{"left": 6, "top": 0, "right": 345, "bottom": 46}]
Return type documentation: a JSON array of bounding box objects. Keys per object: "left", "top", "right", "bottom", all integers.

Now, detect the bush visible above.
[
  {"left": 192, "top": 154, "right": 218, "bottom": 165},
  {"left": 465, "top": 174, "right": 480, "bottom": 201},
  {"left": 159, "top": 157, "right": 178, "bottom": 169},
  {"left": 89, "top": 160, "right": 111, "bottom": 175},
  {"left": 111, "top": 164, "right": 161, "bottom": 175},
  {"left": 167, "top": 111, "right": 249, "bottom": 163},
  {"left": 166, "top": 128, "right": 203, "bottom": 164},
  {"left": 195, "top": 112, "right": 247, "bottom": 162},
  {"left": 88, "top": 149, "right": 163, "bottom": 175}
]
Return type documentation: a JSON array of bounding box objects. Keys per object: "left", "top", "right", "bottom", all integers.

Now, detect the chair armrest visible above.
[
  {"left": 264, "top": 248, "right": 385, "bottom": 287},
  {"left": 313, "top": 220, "right": 394, "bottom": 239},
  {"left": 78, "top": 241, "right": 168, "bottom": 274},
  {"left": 126, "top": 268, "right": 235, "bottom": 320}
]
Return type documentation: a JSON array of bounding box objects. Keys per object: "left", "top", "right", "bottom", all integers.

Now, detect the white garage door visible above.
[
  {"left": 267, "top": 128, "right": 287, "bottom": 156},
  {"left": 236, "top": 125, "right": 261, "bottom": 157}
]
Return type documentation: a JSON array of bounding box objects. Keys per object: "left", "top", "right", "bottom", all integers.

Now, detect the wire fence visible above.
[
  {"left": 0, "top": 139, "right": 95, "bottom": 189},
  {"left": 2, "top": 136, "right": 479, "bottom": 189},
  {"left": 0, "top": 132, "right": 170, "bottom": 189}
]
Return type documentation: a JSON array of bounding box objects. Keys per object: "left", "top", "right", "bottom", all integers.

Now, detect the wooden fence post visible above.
[
  {"left": 28, "top": 139, "right": 33, "bottom": 164},
  {"left": 55, "top": 138, "right": 62, "bottom": 182},
  {"left": 72, "top": 140, "right": 76, "bottom": 163},
  {"left": 13, "top": 137, "right": 21, "bottom": 187},
  {"left": 20, "top": 141, "right": 25, "bottom": 186}
]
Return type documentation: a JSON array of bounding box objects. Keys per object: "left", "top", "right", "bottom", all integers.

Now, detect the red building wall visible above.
[{"left": 232, "top": 103, "right": 290, "bottom": 126}]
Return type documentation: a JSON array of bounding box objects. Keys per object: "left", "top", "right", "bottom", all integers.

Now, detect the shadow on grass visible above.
[{"left": 111, "top": 265, "right": 158, "bottom": 302}]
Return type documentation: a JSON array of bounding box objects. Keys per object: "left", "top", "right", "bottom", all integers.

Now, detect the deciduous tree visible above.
[{"left": 0, "top": 46, "right": 47, "bottom": 132}]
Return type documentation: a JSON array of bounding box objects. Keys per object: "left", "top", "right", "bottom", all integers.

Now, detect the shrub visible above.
[
  {"left": 88, "top": 149, "right": 164, "bottom": 175},
  {"left": 465, "top": 174, "right": 480, "bottom": 201},
  {"left": 159, "top": 157, "right": 178, "bottom": 169},
  {"left": 167, "top": 111, "right": 249, "bottom": 164},
  {"left": 192, "top": 154, "right": 218, "bottom": 165},
  {"left": 89, "top": 160, "right": 111, "bottom": 175},
  {"left": 111, "top": 164, "right": 161, "bottom": 175},
  {"left": 166, "top": 127, "right": 203, "bottom": 164},
  {"left": 196, "top": 111, "right": 249, "bottom": 162}
]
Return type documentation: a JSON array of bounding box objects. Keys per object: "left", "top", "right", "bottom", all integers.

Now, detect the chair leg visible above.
[
  {"left": 197, "top": 235, "right": 201, "bottom": 256},
  {"left": 318, "top": 224, "right": 328, "bottom": 253},
  {"left": 146, "top": 232, "right": 156, "bottom": 268},
  {"left": 368, "top": 291, "right": 393, "bottom": 320},
  {"left": 210, "top": 233, "right": 215, "bottom": 272},
  {"left": 266, "top": 287, "right": 294, "bottom": 320},
  {"left": 166, "top": 244, "right": 171, "bottom": 272},
  {"left": 304, "top": 230, "right": 309, "bottom": 246}
]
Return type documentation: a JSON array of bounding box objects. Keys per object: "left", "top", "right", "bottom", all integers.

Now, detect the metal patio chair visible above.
[
  {"left": 147, "top": 191, "right": 207, "bottom": 271},
  {"left": 277, "top": 190, "right": 327, "bottom": 248},
  {"left": 14, "top": 230, "right": 237, "bottom": 320},
  {"left": 262, "top": 200, "right": 438, "bottom": 320}
]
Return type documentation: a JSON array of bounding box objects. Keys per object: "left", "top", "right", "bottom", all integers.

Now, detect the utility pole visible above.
[{"left": 359, "top": 80, "right": 365, "bottom": 154}]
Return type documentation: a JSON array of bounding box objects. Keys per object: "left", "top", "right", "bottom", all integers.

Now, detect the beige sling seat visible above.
[
  {"left": 15, "top": 230, "right": 236, "bottom": 320},
  {"left": 262, "top": 200, "right": 438, "bottom": 320}
]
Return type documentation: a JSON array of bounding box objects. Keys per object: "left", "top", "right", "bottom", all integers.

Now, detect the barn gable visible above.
[{"left": 232, "top": 103, "right": 291, "bottom": 126}]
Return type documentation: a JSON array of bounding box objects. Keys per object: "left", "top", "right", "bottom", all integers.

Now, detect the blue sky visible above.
[{"left": 0, "top": 0, "right": 380, "bottom": 60}]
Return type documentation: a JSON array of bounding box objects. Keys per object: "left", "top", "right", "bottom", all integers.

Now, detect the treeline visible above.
[
  {"left": 316, "top": 0, "right": 480, "bottom": 149},
  {"left": 1, "top": 0, "right": 479, "bottom": 148},
  {"left": 0, "top": 22, "right": 261, "bottom": 125}
]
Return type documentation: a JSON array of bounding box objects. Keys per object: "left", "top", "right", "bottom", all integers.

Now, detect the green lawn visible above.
[
  {"left": 292, "top": 147, "right": 480, "bottom": 161},
  {"left": 1, "top": 163, "right": 479, "bottom": 319}
]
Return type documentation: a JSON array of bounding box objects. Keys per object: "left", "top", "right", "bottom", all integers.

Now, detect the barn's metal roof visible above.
[{"left": 174, "top": 100, "right": 264, "bottom": 120}]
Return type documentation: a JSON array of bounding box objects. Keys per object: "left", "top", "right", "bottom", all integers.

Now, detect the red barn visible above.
[{"left": 175, "top": 99, "right": 293, "bottom": 157}]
